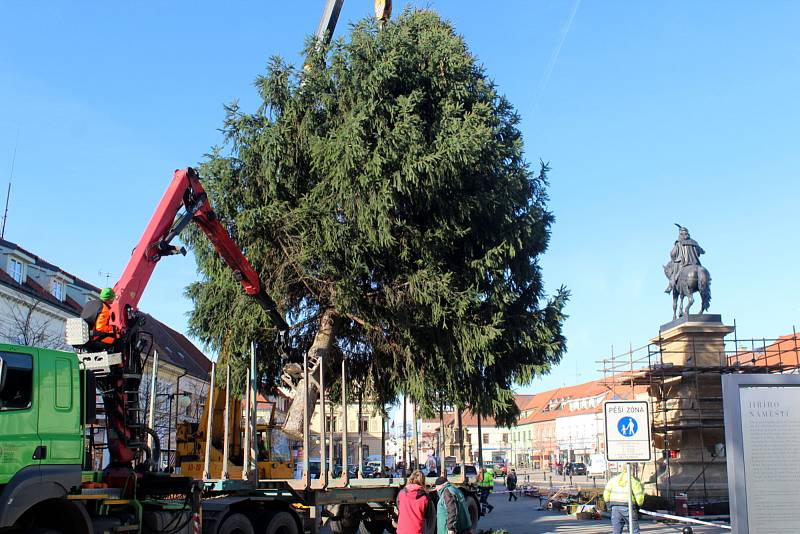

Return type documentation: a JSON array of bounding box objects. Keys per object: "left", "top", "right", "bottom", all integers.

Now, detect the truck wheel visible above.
[
  {"left": 263, "top": 511, "right": 299, "bottom": 534},
  {"left": 359, "top": 521, "right": 391, "bottom": 534},
  {"left": 330, "top": 518, "right": 359, "bottom": 534},
  {"left": 218, "top": 513, "right": 255, "bottom": 534}
]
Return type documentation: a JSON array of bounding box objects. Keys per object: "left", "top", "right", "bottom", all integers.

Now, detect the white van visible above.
[{"left": 587, "top": 453, "right": 607, "bottom": 476}]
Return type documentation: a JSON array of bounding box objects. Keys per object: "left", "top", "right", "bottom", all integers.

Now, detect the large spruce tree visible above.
[{"left": 185, "top": 9, "right": 568, "bottom": 429}]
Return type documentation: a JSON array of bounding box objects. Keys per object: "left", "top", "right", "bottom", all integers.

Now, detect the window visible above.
[
  {"left": 54, "top": 358, "right": 72, "bottom": 409},
  {"left": 51, "top": 279, "right": 64, "bottom": 300},
  {"left": 359, "top": 418, "right": 369, "bottom": 432},
  {"left": 0, "top": 352, "right": 33, "bottom": 410},
  {"left": 326, "top": 416, "right": 336, "bottom": 433},
  {"left": 502, "top": 433, "right": 509, "bottom": 443},
  {"left": 483, "top": 433, "right": 489, "bottom": 444},
  {"left": 8, "top": 258, "right": 22, "bottom": 283}
]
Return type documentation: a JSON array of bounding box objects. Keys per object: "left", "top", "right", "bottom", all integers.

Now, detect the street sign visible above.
[{"left": 604, "top": 400, "right": 652, "bottom": 462}]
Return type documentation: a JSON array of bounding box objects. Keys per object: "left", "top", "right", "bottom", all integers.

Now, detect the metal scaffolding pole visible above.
[
  {"left": 320, "top": 354, "right": 328, "bottom": 488},
  {"left": 242, "top": 372, "right": 251, "bottom": 480},
  {"left": 413, "top": 401, "right": 419, "bottom": 472},
  {"left": 341, "top": 359, "right": 348, "bottom": 482},
  {"left": 146, "top": 351, "right": 159, "bottom": 452},
  {"left": 249, "top": 342, "right": 257, "bottom": 482},
  {"left": 202, "top": 362, "right": 215, "bottom": 480},
  {"left": 357, "top": 391, "right": 364, "bottom": 479},
  {"left": 402, "top": 394, "right": 407, "bottom": 475},
  {"left": 303, "top": 350, "right": 311, "bottom": 489},
  {"left": 222, "top": 364, "right": 231, "bottom": 480}
]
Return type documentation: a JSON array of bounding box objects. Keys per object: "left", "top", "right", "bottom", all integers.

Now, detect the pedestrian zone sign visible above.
[{"left": 604, "top": 400, "right": 652, "bottom": 462}]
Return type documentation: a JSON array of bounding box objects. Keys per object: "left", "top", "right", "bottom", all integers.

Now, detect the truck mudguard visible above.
[{"left": 0, "top": 464, "right": 82, "bottom": 527}]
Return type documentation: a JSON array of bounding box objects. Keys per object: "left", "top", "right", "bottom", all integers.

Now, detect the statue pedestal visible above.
[
  {"left": 641, "top": 315, "right": 734, "bottom": 503},
  {"left": 654, "top": 314, "right": 734, "bottom": 367}
]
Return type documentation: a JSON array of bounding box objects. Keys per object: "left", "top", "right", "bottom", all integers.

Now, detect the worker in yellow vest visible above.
[
  {"left": 603, "top": 470, "right": 645, "bottom": 534},
  {"left": 477, "top": 467, "right": 494, "bottom": 515}
]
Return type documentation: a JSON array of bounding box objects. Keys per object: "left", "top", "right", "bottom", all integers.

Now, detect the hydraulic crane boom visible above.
[
  {"left": 90, "top": 167, "right": 287, "bottom": 470},
  {"left": 111, "top": 167, "right": 287, "bottom": 335},
  {"left": 316, "top": 1, "right": 391, "bottom": 44}
]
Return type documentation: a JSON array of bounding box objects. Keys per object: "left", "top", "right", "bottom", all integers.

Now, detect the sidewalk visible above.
[{"left": 478, "top": 485, "right": 721, "bottom": 533}]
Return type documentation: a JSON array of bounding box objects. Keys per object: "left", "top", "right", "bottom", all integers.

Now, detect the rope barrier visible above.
[{"left": 639, "top": 509, "right": 732, "bottom": 530}]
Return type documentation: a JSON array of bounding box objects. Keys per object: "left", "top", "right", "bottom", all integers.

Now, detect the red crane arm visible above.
[{"left": 109, "top": 167, "right": 287, "bottom": 334}]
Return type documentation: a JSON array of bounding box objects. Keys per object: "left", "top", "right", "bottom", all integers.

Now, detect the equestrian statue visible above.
[{"left": 664, "top": 224, "right": 711, "bottom": 319}]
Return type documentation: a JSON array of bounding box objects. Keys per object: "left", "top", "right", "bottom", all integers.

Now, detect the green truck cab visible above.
[{"left": 0, "top": 344, "right": 91, "bottom": 531}]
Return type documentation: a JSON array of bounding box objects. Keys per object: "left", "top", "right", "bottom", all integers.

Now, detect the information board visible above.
[
  {"left": 604, "top": 400, "right": 652, "bottom": 462},
  {"left": 723, "top": 374, "right": 800, "bottom": 534}
]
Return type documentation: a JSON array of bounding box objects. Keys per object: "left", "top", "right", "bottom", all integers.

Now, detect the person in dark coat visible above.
[{"left": 506, "top": 469, "right": 518, "bottom": 501}]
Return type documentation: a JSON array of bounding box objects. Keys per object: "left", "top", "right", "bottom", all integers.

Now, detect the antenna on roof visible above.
[
  {"left": 98, "top": 270, "right": 112, "bottom": 285},
  {"left": 2, "top": 128, "right": 19, "bottom": 239}
]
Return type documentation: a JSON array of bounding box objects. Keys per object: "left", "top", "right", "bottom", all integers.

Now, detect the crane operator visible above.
[{"left": 80, "top": 287, "right": 119, "bottom": 348}]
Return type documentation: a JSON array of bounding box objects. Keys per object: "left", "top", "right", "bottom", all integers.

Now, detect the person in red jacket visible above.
[{"left": 397, "top": 470, "right": 430, "bottom": 534}]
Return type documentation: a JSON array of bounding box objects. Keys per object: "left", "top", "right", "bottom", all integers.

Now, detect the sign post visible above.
[{"left": 604, "top": 400, "right": 652, "bottom": 534}]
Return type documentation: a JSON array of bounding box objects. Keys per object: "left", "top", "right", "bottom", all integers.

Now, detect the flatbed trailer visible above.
[
  {"left": 0, "top": 343, "right": 479, "bottom": 534},
  {"left": 187, "top": 345, "right": 480, "bottom": 534},
  {"left": 196, "top": 477, "right": 479, "bottom": 534}
]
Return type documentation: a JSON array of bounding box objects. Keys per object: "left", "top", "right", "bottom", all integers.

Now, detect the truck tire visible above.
[
  {"left": 263, "top": 511, "right": 299, "bottom": 534},
  {"left": 359, "top": 521, "right": 392, "bottom": 534},
  {"left": 330, "top": 517, "right": 359, "bottom": 534},
  {"left": 217, "top": 513, "right": 255, "bottom": 534}
]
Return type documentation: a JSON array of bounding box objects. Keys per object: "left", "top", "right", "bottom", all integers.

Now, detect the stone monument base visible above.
[{"left": 646, "top": 314, "right": 734, "bottom": 504}]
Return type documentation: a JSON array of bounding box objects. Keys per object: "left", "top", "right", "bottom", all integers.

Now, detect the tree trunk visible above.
[{"left": 282, "top": 308, "right": 337, "bottom": 439}]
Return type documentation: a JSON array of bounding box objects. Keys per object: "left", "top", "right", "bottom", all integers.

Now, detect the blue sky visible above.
[{"left": 1, "top": 1, "right": 798, "bottom": 393}]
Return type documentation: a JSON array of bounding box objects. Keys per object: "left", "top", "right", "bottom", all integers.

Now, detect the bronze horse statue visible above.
[{"left": 665, "top": 264, "right": 711, "bottom": 319}]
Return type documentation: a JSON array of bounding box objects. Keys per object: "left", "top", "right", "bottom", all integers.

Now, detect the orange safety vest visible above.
[{"left": 95, "top": 302, "right": 117, "bottom": 344}]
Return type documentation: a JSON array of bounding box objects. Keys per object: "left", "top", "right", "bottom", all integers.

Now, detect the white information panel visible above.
[
  {"left": 739, "top": 385, "right": 800, "bottom": 534},
  {"left": 723, "top": 375, "right": 800, "bottom": 534},
  {"left": 604, "top": 401, "right": 652, "bottom": 462}
]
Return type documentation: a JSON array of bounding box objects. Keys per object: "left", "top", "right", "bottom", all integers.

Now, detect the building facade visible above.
[{"left": 0, "top": 238, "right": 213, "bottom": 470}]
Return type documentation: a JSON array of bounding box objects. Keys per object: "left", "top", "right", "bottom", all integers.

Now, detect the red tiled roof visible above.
[
  {"left": 144, "top": 313, "right": 212, "bottom": 380},
  {"left": 729, "top": 334, "right": 800, "bottom": 370},
  {"left": 439, "top": 378, "right": 650, "bottom": 429}
]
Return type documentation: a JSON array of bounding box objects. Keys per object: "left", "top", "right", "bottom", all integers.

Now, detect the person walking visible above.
[
  {"left": 477, "top": 468, "right": 494, "bottom": 515},
  {"left": 397, "top": 471, "right": 430, "bottom": 534},
  {"left": 434, "top": 476, "right": 472, "bottom": 534},
  {"left": 506, "top": 468, "right": 518, "bottom": 501},
  {"left": 603, "top": 470, "right": 645, "bottom": 534}
]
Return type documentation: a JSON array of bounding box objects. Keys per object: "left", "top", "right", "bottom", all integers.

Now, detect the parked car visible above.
[
  {"left": 492, "top": 463, "right": 508, "bottom": 477},
  {"left": 449, "top": 464, "right": 478, "bottom": 477},
  {"left": 565, "top": 462, "right": 587, "bottom": 476}
]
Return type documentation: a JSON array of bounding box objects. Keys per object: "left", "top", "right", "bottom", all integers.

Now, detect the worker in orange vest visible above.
[{"left": 80, "top": 287, "right": 118, "bottom": 347}]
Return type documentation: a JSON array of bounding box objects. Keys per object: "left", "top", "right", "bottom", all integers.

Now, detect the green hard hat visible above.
[{"left": 99, "top": 287, "right": 116, "bottom": 301}]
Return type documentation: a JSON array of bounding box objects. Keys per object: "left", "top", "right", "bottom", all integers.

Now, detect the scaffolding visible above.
[{"left": 599, "top": 324, "right": 800, "bottom": 509}]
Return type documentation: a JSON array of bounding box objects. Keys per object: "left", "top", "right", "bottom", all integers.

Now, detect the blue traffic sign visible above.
[
  {"left": 605, "top": 400, "right": 651, "bottom": 461},
  {"left": 617, "top": 416, "right": 638, "bottom": 437}
]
